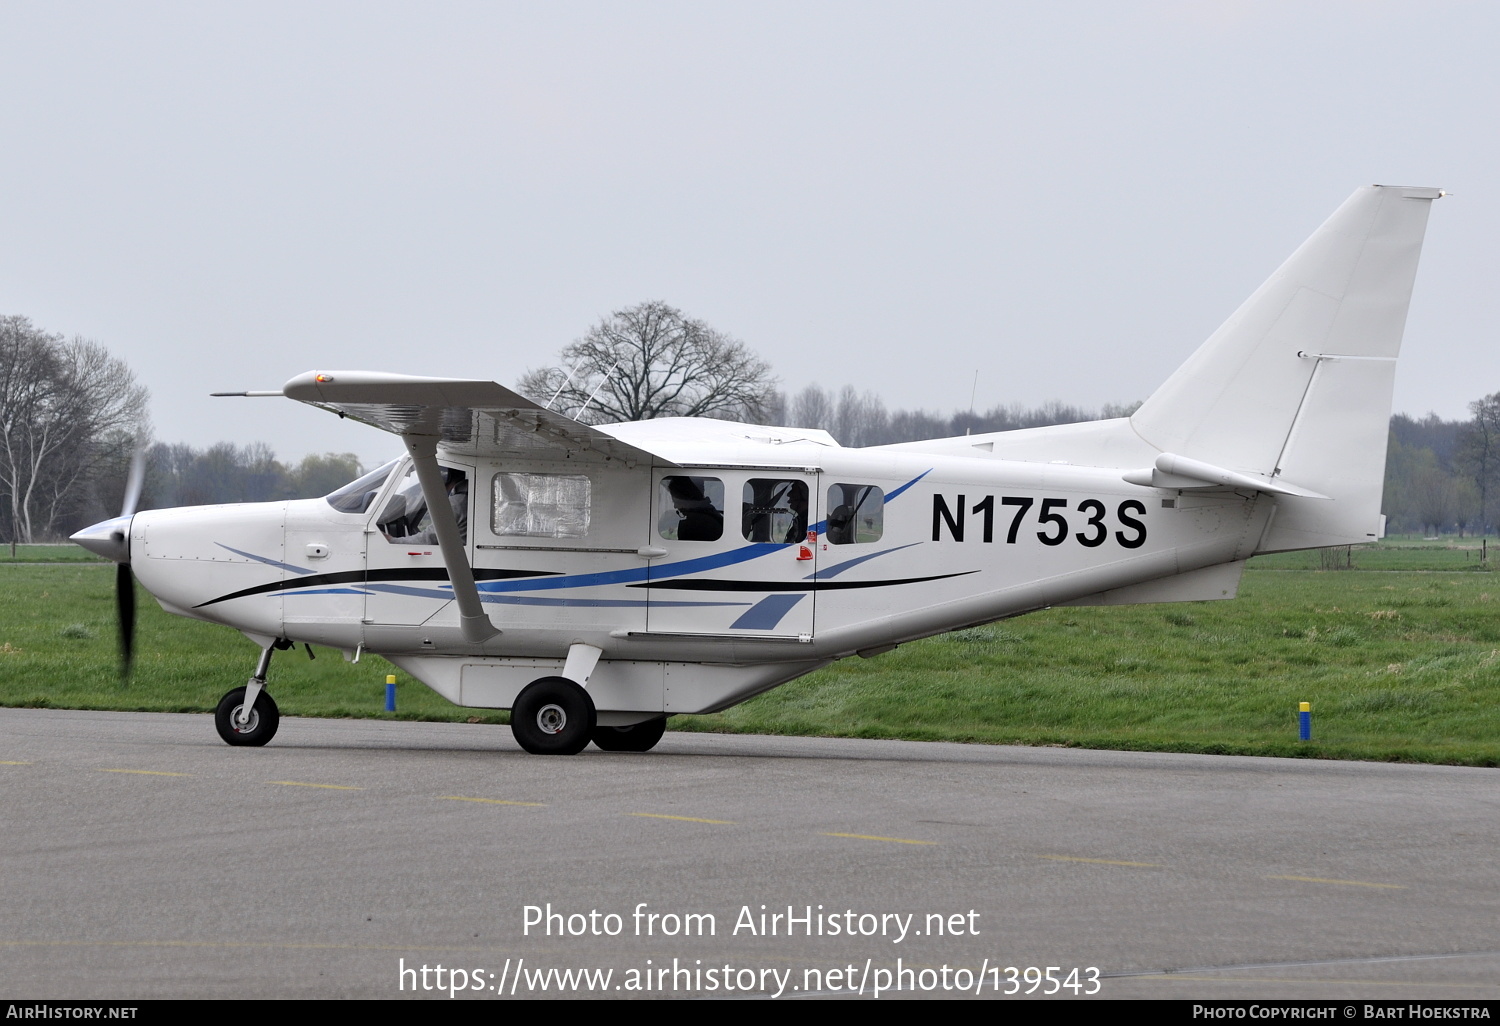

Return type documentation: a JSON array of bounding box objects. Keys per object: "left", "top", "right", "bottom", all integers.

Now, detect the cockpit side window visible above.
[
  {"left": 376, "top": 465, "right": 469, "bottom": 546},
  {"left": 324, "top": 459, "right": 400, "bottom": 514}
]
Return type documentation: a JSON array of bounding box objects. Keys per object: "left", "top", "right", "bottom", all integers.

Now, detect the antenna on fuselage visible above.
[{"left": 966, "top": 369, "right": 979, "bottom": 435}]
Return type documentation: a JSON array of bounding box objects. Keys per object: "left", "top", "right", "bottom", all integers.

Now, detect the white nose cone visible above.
[{"left": 71, "top": 515, "right": 133, "bottom": 563}]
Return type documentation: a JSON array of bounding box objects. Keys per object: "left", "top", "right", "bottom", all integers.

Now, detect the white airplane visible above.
[{"left": 73, "top": 184, "right": 1443, "bottom": 755}]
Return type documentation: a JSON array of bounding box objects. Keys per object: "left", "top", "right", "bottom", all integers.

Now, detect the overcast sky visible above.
[{"left": 1, "top": 1, "right": 1494, "bottom": 470}]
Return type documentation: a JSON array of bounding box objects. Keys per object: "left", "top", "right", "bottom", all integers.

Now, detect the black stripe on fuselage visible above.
[
  {"left": 628, "top": 572, "right": 978, "bottom": 592},
  {"left": 193, "top": 567, "right": 560, "bottom": 608}
]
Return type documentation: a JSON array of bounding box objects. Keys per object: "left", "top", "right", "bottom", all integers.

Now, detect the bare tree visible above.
[
  {"left": 1414, "top": 462, "right": 1457, "bottom": 536},
  {"left": 0, "top": 317, "right": 149, "bottom": 543},
  {"left": 517, "top": 301, "right": 776, "bottom": 424},
  {"left": 834, "top": 386, "right": 890, "bottom": 446},
  {"left": 787, "top": 384, "right": 833, "bottom": 432},
  {"left": 1456, "top": 392, "right": 1500, "bottom": 537}
]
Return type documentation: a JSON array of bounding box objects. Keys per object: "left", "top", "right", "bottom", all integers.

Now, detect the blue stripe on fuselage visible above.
[
  {"left": 250, "top": 467, "right": 936, "bottom": 600},
  {"left": 475, "top": 542, "right": 785, "bottom": 593},
  {"left": 470, "top": 467, "right": 932, "bottom": 594}
]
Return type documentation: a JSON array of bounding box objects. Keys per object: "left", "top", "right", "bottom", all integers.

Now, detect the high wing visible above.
[
  {"left": 275, "top": 369, "right": 844, "bottom": 467},
  {"left": 271, "top": 370, "right": 674, "bottom": 645},
  {"left": 278, "top": 370, "right": 671, "bottom": 468}
]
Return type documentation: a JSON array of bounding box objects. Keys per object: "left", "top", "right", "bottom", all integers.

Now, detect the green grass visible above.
[
  {"left": 1, "top": 544, "right": 108, "bottom": 563},
  {"left": 675, "top": 565, "right": 1500, "bottom": 765},
  {"left": 0, "top": 565, "right": 503, "bottom": 724},
  {"left": 5, "top": 560, "right": 1500, "bottom": 764},
  {"left": 1250, "top": 538, "right": 1494, "bottom": 572}
]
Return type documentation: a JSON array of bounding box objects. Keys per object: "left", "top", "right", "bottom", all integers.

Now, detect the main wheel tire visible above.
[
  {"left": 214, "top": 686, "right": 280, "bottom": 747},
  {"left": 591, "top": 716, "right": 667, "bottom": 753},
  {"left": 511, "top": 676, "right": 596, "bottom": 755}
]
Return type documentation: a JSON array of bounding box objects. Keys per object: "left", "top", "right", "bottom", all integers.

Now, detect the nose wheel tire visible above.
[
  {"left": 214, "top": 686, "right": 281, "bottom": 747},
  {"left": 591, "top": 716, "right": 667, "bottom": 753},
  {"left": 511, "top": 677, "right": 596, "bottom": 755}
]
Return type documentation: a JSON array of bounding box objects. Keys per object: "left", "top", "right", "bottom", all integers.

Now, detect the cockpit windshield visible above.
[{"left": 325, "top": 459, "right": 401, "bottom": 514}]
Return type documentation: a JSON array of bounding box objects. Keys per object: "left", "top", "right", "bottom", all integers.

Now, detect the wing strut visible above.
[{"left": 402, "top": 435, "right": 501, "bottom": 645}]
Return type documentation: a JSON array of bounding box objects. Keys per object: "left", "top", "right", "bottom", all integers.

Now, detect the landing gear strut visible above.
[{"left": 214, "top": 642, "right": 284, "bottom": 746}]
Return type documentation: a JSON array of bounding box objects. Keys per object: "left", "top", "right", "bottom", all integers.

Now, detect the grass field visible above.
[
  {"left": 0, "top": 564, "right": 494, "bottom": 724},
  {"left": 4, "top": 549, "right": 1500, "bottom": 765},
  {"left": 1, "top": 543, "right": 110, "bottom": 563},
  {"left": 1249, "top": 535, "right": 1493, "bottom": 572}
]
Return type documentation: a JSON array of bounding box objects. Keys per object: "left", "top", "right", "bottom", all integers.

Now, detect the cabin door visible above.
[
  {"left": 363, "top": 457, "right": 477, "bottom": 627},
  {"left": 645, "top": 469, "right": 819, "bottom": 639}
]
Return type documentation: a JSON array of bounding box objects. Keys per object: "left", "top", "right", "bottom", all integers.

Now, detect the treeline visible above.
[
  {"left": 6, "top": 307, "right": 1500, "bottom": 542},
  {"left": 6, "top": 386, "right": 1145, "bottom": 540},
  {"left": 135, "top": 444, "right": 364, "bottom": 511},
  {"left": 1383, "top": 400, "right": 1500, "bottom": 537},
  {"left": 7, "top": 438, "right": 364, "bottom": 543},
  {"left": 27, "top": 403, "right": 1500, "bottom": 543},
  {"left": 777, "top": 384, "right": 1500, "bottom": 539},
  {"left": 767, "top": 383, "right": 1142, "bottom": 448}
]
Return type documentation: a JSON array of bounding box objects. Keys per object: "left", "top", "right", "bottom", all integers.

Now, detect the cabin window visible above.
[
  {"left": 659, "top": 476, "right": 724, "bottom": 542},
  {"left": 492, "top": 473, "right": 591, "bottom": 538},
  {"left": 826, "top": 483, "right": 883, "bottom": 544},
  {"left": 742, "top": 479, "right": 809, "bottom": 543},
  {"left": 376, "top": 466, "right": 469, "bottom": 546}
]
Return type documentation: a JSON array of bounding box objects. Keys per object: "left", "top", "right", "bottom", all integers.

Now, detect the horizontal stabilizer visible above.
[{"left": 1122, "top": 453, "right": 1327, "bottom": 498}]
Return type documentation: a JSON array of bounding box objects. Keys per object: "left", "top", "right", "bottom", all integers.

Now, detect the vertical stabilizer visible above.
[{"left": 1130, "top": 185, "right": 1442, "bottom": 549}]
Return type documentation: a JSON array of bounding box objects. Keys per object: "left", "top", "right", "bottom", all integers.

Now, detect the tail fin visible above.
[{"left": 1130, "top": 184, "right": 1443, "bottom": 549}]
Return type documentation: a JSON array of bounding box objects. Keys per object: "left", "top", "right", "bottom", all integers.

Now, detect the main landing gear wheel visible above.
[
  {"left": 511, "top": 676, "right": 596, "bottom": 755},
  {"left": 591, "top": 716, "right": 667, "bottom": 753},
  {"left": 214, "top": 686, "right": 281, "bottom": 747}
]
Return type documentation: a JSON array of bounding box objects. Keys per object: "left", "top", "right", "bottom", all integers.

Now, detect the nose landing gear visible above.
[{"left": 213, "top": 641, "right": 285, "bottom": 746}]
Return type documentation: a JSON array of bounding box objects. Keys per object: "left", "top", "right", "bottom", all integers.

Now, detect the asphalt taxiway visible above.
[{"left": 3, "top": 707, "right": 1498, "bottom": 1000}]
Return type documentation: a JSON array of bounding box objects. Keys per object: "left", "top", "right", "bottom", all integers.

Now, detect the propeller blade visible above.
[
  {"left": 120, "top": 445, "right": 146, "bottom": 518},
  {"left": 116, "top": 560, "right": 136, "bottom": 681}
]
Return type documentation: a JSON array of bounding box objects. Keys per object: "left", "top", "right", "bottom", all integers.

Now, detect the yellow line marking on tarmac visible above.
[
  {"left": 439, "top": 796, "right": 546, "bottom": 807},
  {"left": 0, "top": 761, "right": 32, "bottom": 765},
  {"left": 823, "top": 832, "right": 937, "bottom": 846},
  {"left": 631, "top": 813, "right": 734, "bottom": 825},
  {"left": 100, "top": 769, "right": 191, "bottom": 777},
  {"left": 267, "top": 780, "right": 363, "bottom": 790},
  {"left": 1266, "top": 875, "right": 1406, "bottom": 889},
  {"left": 1039, "top": 855, "right": 1164, "bottom": 867}
]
